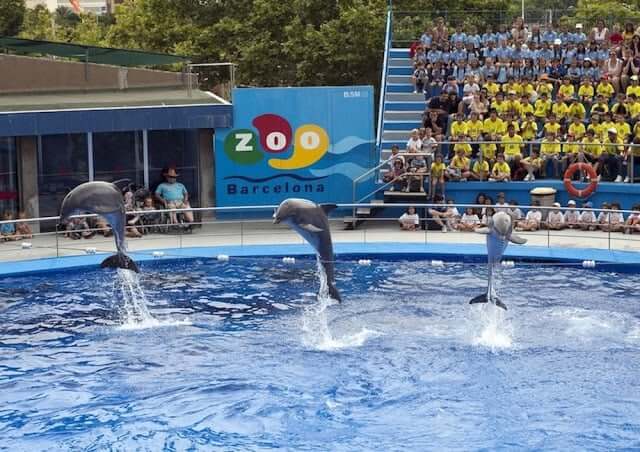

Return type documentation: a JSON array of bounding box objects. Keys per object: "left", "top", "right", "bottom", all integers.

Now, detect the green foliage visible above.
[
  {"left": 0, "top": 0, "right": 26, "bottom": 36},
  {"left": 19, "top": 5, "right": 53, "bottom": 40}
]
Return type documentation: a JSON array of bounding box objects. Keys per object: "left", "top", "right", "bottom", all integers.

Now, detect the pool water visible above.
[{"left": 0, "top": 258, "right": 639, "bottom": 450}]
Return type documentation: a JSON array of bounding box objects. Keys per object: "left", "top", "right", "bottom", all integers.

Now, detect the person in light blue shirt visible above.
[
  {"left": 0, "top": 210, "right": 15, "bottom": 239},
  {"left": 420, "top": 30, "right": 432, "bottom": 48},
  {"left": 427, "top": 48, "right": 442, "bottom": 63},
  {"left": 542, "top": 29, "right": 556, "bottom": 43},
  {"left": 450, "top": 25, "right": 467, "bottom": 44},
  {"left": 155, "top": 167, "right": 194, "bottom": 224},
  {"left": 467, "top": 33, "right": 482, "bottom": 50},
  {"left": 483, "top": 44, "right": 497, "bottom": 60},
  {"left": 451, "top": 45, "right": 467, "bottom": 63},
  {"left": 495, "top": 44, "right": 512, "bottom": 61}
]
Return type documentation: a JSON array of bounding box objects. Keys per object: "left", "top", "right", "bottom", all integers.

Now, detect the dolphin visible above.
[
  {"left": 470, "top": 211, "right": 526, "bottom": 310},
  {"left": 59, "top": 181, "right": 139, "bottom": 273},
  {"left": 273, "top": 198, "right": 341, "bottom": 302}
]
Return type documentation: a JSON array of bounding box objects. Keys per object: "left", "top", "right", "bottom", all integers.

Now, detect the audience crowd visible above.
[{"left": 388, "top": 17, "right": 640, "bottom": 195}]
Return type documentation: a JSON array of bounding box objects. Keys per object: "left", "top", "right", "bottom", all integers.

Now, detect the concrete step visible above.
[
  {"left": 384, "top": 101, "right": 426, "bottom": 111},
  {"left": 383, "top": 130, "right": 412, "bottom": 140},
  {"left": 388, "top": 66, "right": 413, "bottom": 76},
  {"left": 388, "top": 57, "right": 413, "bottom": 67},
  {"left": 390, "top": 48, "right": 411, "bottom": 58},
  {"left": 383, "top": 110, "right": 424, "bottom": 121},
  {"left": 385, "top": 92, "right": 425, "bottom": 102},
  {"left": 387, "top": 83, "right": 416, "bottom": 93},
  {"left": 381, "top": 140, "right": 411, "bottom": 149},
  {"left": 387, "top": 74, "right": 413, "bottom": 84},
  {"left": 383, "top": 120, "right": 421, "bottom": 130}
]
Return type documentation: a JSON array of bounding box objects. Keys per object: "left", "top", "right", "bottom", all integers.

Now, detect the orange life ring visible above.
[{"left": 563, "top": 163, "right": 598, "bottom": 198}]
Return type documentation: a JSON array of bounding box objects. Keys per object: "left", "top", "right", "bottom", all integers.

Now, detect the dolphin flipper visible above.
[
  {"left": 300, "top": 224, "right": 323, "bottom": 233},
  {"left": 101, "top": 253, "right": 140, "bottom": 273},
  {"left": 469, "top": 293, "right": 508, "bottom": 310},
  {"left": 328, "top": 283, "right": 342, "bottom": 303},
  {"left": 509, "top": 234, "right": 527, "bottom": 245},
  {"left": 476, "top": 228, "right": 490, "bottom": 234}
]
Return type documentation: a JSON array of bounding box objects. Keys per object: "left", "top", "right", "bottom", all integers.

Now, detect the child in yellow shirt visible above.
[
  {"left": 450, "top": 112, "right": 468, "bottom": 140},
  {"left": 520, "top": 112, "right": 538, "bottom": 141},
  {"left": 539, "top": 131, "right": 562, "bottom": 178},
  {"left": 568, "top": 98, "right": 586, "bottom": 120},
  {"left": 558, "top": 77, "right": 575, "bottom": 99},
  {"left": 568, "top": 116, "right": 586, "bottom": 139},
  {"left": 534, "top": 92, "right": 552, "bottom": 121},
  {"left": 596, "top": 78, "right": 615, "bottom": 100},
  {"left": 490, "top": 153, "right": 511, "bottom": 181},
  {"left": 578, "top": 79, "right": 595, "bottom": 104}
]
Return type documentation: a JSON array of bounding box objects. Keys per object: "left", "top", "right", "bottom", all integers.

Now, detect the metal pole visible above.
[
  {"left": 608, "top": 209, "right": 611, "bottom": 250},
  {"left": 521, "top": 0, "right": 525, "bottom": 20}
]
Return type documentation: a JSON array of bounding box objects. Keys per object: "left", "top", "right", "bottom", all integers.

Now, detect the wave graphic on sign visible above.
[
  {"left": 328, "top": 136, "right": 374, "bottom": 155},
  {"left": 309, "top": 162, "right": 375, "bottom": 180},
  {"left": 224, "top": 174, "right": 327, "bottom": 183}
]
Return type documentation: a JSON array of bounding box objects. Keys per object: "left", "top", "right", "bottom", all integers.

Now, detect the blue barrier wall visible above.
[
  {"left": 214, "top": 86, "right": 375, "bottom": 208},
  {"left": 438, "top": 180, "right": 640, "bottom": 209}
]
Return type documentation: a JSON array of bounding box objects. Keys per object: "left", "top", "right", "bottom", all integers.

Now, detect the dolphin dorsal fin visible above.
[
  {"left": 320, "top": 204, "right": 337, "bottom": 215},
  {"left": 300, "top": 223, "right": 323, "bottom": 233}
]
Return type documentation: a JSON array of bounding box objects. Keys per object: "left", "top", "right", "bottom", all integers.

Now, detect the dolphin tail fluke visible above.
[
  {"left": 469, "top": 293, "right": 508, "bottom": 310},
  {"left": 328, "top": 284, "right": 342, "bottom": 303},
  {"left": 101, "top": 253, "right": 139, "bottom": 273}
]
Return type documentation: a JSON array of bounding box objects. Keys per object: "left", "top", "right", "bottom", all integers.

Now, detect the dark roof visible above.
[{"left": 0, "top": 37, "right": 189, "bottom": 66}]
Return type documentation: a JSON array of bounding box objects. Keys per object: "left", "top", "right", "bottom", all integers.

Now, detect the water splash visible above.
[
  {"left": 300, "top": 258, "right": 379, "bottom": 350},
  {"left": 114, "top": 269, "right": 191, "bottom": 330}
]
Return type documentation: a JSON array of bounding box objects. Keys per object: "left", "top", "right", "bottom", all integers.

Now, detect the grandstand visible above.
[{"left": 366, "top": 10, "right": 640, "bottom": 214}]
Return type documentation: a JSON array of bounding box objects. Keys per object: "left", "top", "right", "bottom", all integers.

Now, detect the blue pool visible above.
[{"left": 0, "top": 257, "right": 639, "bottom": 450}]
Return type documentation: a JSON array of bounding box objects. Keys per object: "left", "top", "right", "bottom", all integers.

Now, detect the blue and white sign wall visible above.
[{"left": 215, "top": 86, "right": 375, "bottom": 207}]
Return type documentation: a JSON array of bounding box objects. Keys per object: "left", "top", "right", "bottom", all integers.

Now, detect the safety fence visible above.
[{"left": 0, "top": 203, "right": 639, "bottom": 265}]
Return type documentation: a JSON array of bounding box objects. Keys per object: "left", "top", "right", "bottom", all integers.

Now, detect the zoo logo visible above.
[{"left": 224, "top": 113, "right": 329, "bottom": 170}]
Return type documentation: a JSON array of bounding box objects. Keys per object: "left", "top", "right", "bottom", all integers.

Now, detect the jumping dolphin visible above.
[
  {"left": 59, "top": 181, "right": 139, "bottom": 273},
  {"left": 273, "top": 198, "right": 341, "bottom": 302},
  {"left": 470, "top": 211, "right": 527, "bottom": 310}
]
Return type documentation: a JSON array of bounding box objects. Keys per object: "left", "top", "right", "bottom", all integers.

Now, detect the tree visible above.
[
  {"left": 19, "top": 5, "right": 53, "bottom": 40},
  {"left": 0, "top": 0, "right": 26, "bottom": 36}
]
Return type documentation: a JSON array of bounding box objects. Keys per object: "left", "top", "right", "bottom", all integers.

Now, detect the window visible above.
[
  {"left": 38, "top": 134, "right": 89, "bottom": 220},
  {"left": 148, "top": 130, "right": 200, "bottom": 206},
  {"left": 93, "top": 131, "right": 144, "bottom": 187},
  {"left": 0, "top": 137, "right": 17, "bottom": 214}
]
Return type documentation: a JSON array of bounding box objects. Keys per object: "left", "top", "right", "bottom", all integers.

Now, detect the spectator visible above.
[
  {"left": 15, "top": 211, "right": 32, "bottom": 240},
  {"left": 387, "top": 159, "right": 406, "bottom": 192},
  {"left": 624, "top": 203, "right": 640, "bottom": 234},
  {"left": 1, "top": 211, "right": 16, "bottom": 241},
  {"left": 481, "top": 199, "right": 494, "bottom": 226},
  {"left": 458, "top": 207, "right": 481, "bottom": 231},
  {"left": 447, "top": 147, "right": 471, "bottom": 181},
  {"left": 155, "top": 167, "right": 195, "bottom": 224},
  {"left": 399, "top": 207, "right": 420, "bottom": 231},
  {"left": 428, "top": 195, "right": 452, "bottom": 232},
  {"left": 579, "top": 201, "right": 597, "bottom": 230},
  {"left": 140, "top": 196, "right": 162, "bottom": 233},
  {"left": 406, "top": 152, "right": 428, "bottom": 192},
  {"left": 600, "top": 128, "right": 625, "bottom": 182},
  {"left": 546, "top": 202, "right": 565, "bottom": 230},
  {"left": 406, "top": 128, "right": 422, "bottom": 153},
  {"left": 474, "top": 192, "right": 487, "bottom": 216},
  {"left": 609, "top": 202, "right": 625, "bottom": 231},
  {"left": 565, "top": 200, "right": 581, "bottom": 229},
  {"left": 430, "top": 153, "right": 446, "bottom": 198},
  {"left": 516, "top": 200, "right": 542, "bottom": 231},
  {"left": 509, "top": 200, "right": 523, "bottom": 223},
  {"left": 66, "top": 217, "right": 92, "bottom": 240},
  {"left": 520, "top": 149, "right": 542, "bottom": 181},
  {"left": 597, "top": 202, "right": 611, "bottom": 231},
  {"left": 445, "top": 199, "right": 461, "bottom": 230},
  {"left": 470, "top": 151, "right": 490, "bottom": 180},
  {"left": 490, "top": 153, "right": 511, "bottom": 181}
]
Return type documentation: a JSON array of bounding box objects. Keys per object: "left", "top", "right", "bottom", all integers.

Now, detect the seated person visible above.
[
  {"left": 520, "top": 149, "right": 542, "bottom": 181},
  {"left": 15, "top": 211, "right": 32, "bottom": 240},
  {"left": 155, "top": 167, "right": 194, "bottom": 224},
  {"left": 446, "top": 147, "right": 471, "bottom": 181},
  {"left": 140, "top": 196, "right": 162, "bottom": 232},
  {"left": 598, "top": 202, "right": 624, "bottom": 232},
  {"left": 458, "top": 207, "right": 481, "bottom": 231},
  {"left": 1, "top": 211, "right": 16, "bottom": 241},
  {"left": 470, "top": 152, "right": 490, "bottom": 181},
  {"left": 428, "top": 195, "right": 452, "bottom": 232},
  {"left": 489, "top": 153, "right": 511, "bottom": 181},
  {"left": 509, "top": 200, "right": 523, "bottom": 223},
  {"left": 546, "top": 202, "right": 565, "bottom": 230},
  {"left": 609, "top": 202, "right": 625, "bottom": 232},
  {"left": 445, "top": 199, "right": 461, "bottom": 230},
  {"left": 517, "top": 201, "right": 542, "bottom": 231},
  {"left": 388, "top": 159, "right": 407, "bottom": 192},
  {"left": 405, "top": 153, "right": 428, "bottom": 192},
  {"left": 624, "top": 203, "right": 640, "bottom": 234},
  {"left": 579, "top": 201, "right": 597, "bottom": 231},
  {"left": 399, "top": 207, "right": 420, "bottom": 231},
  {"left": 430, "top": 154, "right": 446, "bottom": 199},
  {"left": 123, "top": 189, "right": 142, "bottom": 238},
  {"left": 564, "top": 200, "right": 580, "bottom": 229},
  {"left": 66, "top": 217, "right": 93, "bottom": 240}
]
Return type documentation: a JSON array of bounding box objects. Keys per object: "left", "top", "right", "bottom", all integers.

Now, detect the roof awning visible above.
[{"left": 0, "top": 37, "right": 189, "bottom": 67}]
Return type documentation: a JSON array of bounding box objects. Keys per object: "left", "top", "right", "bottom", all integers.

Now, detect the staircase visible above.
[{"left": 379, "top": 49, "right": 426, "bottom": 178}]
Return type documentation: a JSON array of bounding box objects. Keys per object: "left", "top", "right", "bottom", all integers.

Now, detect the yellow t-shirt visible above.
[
  {"left": 543, "top": 122, "right": 561, "bottom": 136},
  {"left": 596, "top": 82, "right": 615, "bottom": 99},
  {"left": 453, "top": 143, "right": 472, "bottom": 157},
  {"left": 483, "top": 118, "right": 506, "bottom": 135},
  {"left": 603, "top": 136, "right": 625, "bottom": 154},
  {"left": 578, "top": 84, "right": 594, "bottom": 98},
  {"left": 484, "top": 82, "right": 500, "bottom": 97},
  {"left": 519, "top": 102, "right": 534, "bottom": 119},
  {"left": 502, "top": 83, "right": 523, "bottom": 96},
  {"left": 521, "top": 83, "right": 535, "bottom": 98},
  {"left": 431, "top": 162, "right": 446, "bottom": 177},
  {"left": 581, "top": 137, "right": 603, "bottom": 157},
  {"left": 536, "top": 82, "right": 553, "bottom": 96},
  {"left": 504, "top": 100, "right": 521, "bottom": 115},
  {"left": 587, "top": 122, "right": 606, "bottom": 140},
  {"left": 534, "top": 99, "right": 552, "bottom": 118},
  {"left": 563, "top": 142, "right": 581, "bottom": 154},
  {"left": 602, "top": 121, "right": 616, "bottom": 134},
  {"left": 466, "top": 120, "right": 484, "bottom": 139},
  {"left": 479, "top": 142, "right": 497, "bottom": 160},
  {"left": 552, "top": 102, "right": 569, "bottom": 120},
  {"left": 568, "top": 122, "right": 586, "bottom": 138},
  {"left": 614, "top": 121, "right": 631, "bottom": 138},
  {"left": 501, "top": 133, "right": 523, "bottom": 156},
  {"left": 450, "top": 121, "right": 468, "bottom": 138},
  {"left": 492, "top": 161, "right": 511, "bottom": 175},
  {"left": 450, "top": 155, "right": 470, "bottom": 169},
  {"left": 568, "top": 103, "right": 586, "bottom": 120},
  {"left": 522, "top": 156, "right": 542, "bottom": 167},
  {"left": 558, "top": 84, "right": 575, "bottom": 98},
  {"left": 628, "top": 101, "right": 640, "bottom": 118},
  {"left": 590, "top": 102, "right": 610, "bottom": 114},
  {"left": 520, "top": 121, "right": 538, "bottom": 140},
  {"left": 540, "top": 139, "right": 561, "bottom": 156},
  {"left": 491, "top": 100, "right": 509, "bottom": 115},
  {"left": 626, "top": 85, "right": 640, "bottom": 97},
  {"left": 472, "top": 160, "right": 489, "bottom": 173}
]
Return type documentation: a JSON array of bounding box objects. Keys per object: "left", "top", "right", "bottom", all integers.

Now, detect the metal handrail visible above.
[{"left": 376, "top": 8, "right": 393, "bottom": 155}]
